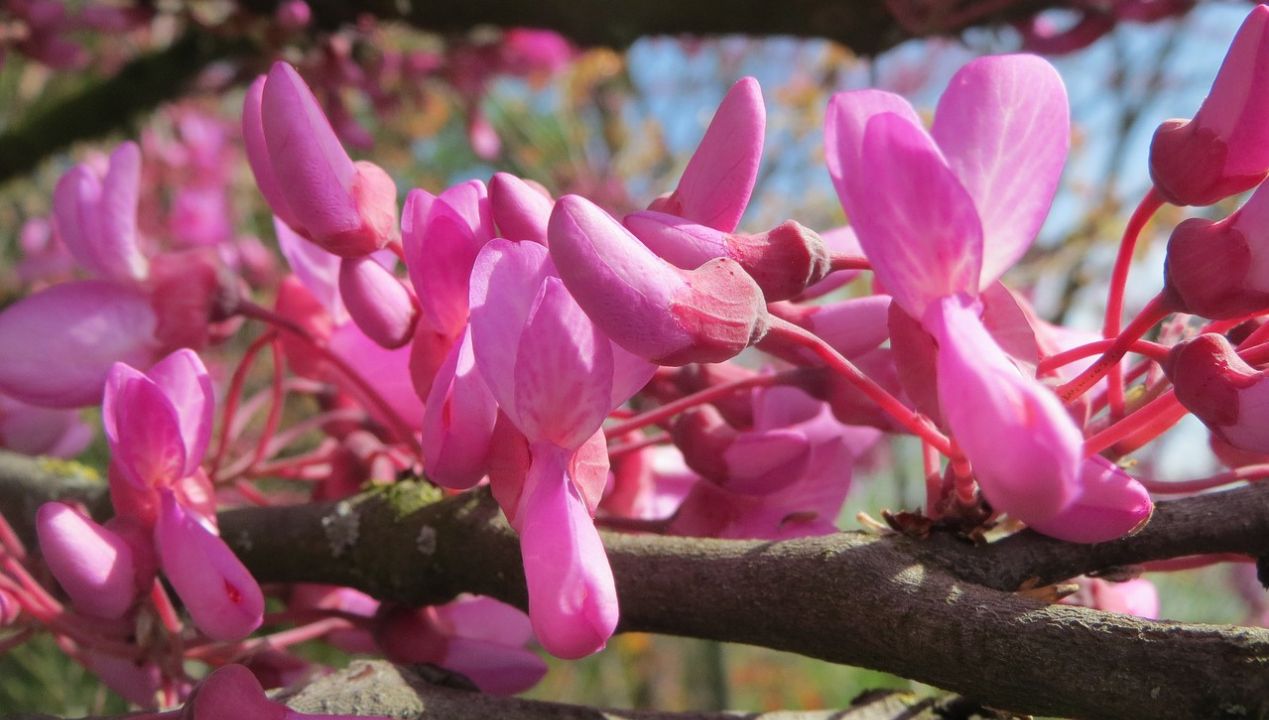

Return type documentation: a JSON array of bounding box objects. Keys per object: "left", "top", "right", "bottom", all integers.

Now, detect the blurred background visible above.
[{"left": 0, "top": 0, "right": 1261, "bottom": 715}]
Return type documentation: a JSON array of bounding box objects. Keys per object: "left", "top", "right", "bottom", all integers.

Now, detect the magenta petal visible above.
[
  {"left": 421, "top": 327, "right": 498, "bottom": 489},
  {"left": 548, "top": 195, "right": 692, "bottom": 362},
  {"left": 468, "top": 239, "right": 556, "bottom": 423},
  {"left": 608, "top": 342, "right": 656, "bottom": 409},
  {"left": 1027, "top": 456, "right": 1153, "bottom": 543},
  {"left": 407, "top": 196, "right": 486, "bottom": 336},
  {"left": 36, "top": 502, "right": 137, "bottom": 619},
  {"left": 513, "top": 278, "right": 614, "bottom": 449},
  {"left": 96, "top": 142, "right": 148, "bottom": 282},
  {"left": 624, "top": 210, "right": 729, "bottom": 269},
  {"left": 442, "top": 637, "right": 548, "bottom": 695},
  {"left": 853, "top": 113, "right": 984, "bottom": 318},
  {"left": 276, "top": 217, "right": 348, "bottom": 324},
  {"left": 1200, "top": 4, "right": 1269, "bottom": 175},
  {"left": 145, "top": 349, "right": 214, "bottom": 477},
  {"left": 824, "top": 89, "right": 921, "bottom": 224},
  {"left": 260, "top": 62, "right": 360, "bottom": 245},
  {"left": 188, "top": 665, "right": 287, "bottom": 720},
  {"left": 722, "top": 428, "right": 809, "bottom": 495},
  {"left": 490, "top": 172, "right": 552, "bottom": 243},
  {"left": 927, "top": 295, "right": 1082, "bottom": 525},
  {"left": 665, "top": 76, "right": 765, "bottom": 232},
  {"left": 0, "top": 394, "right": 92, "bottom": 457},
  {"left": 103, "top": 364, "right": 185, "bottom": 489},
  {"left": 805, "top": 295, "right": 893, "bottom": 359},
  {"left": 435, "top": 595, "right": 534, "bottom": 646},
  {"left": 243, "top": 77, "right": 303, "bottom": 232},
  {"left": 0, "top": 281, "right": 158, "bottom": 408},
  {"left": 931, "top": 55, "right": 1069, "bottom": 287},
  {"left": 518, "top": 443, "right": 618, "bottom": 659},
  {"left": 155, "top": 491, "right": 263, "bottom": 641},
  {"left": 338, "top": 256, "right": 418, "bottom": 349},
  {"left": 84, "top": 652, "right": 162, "bottom": 708}
]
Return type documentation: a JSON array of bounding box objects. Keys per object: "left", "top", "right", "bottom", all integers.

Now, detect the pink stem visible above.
[
  {"left": 763, "top": 317, "right": 955, "bottom": 456},
  {"left": 210, "top": 331, "right": 276, "bottom": 480},
  {"left": 604, "top": 372, "right": 786, "bottom": 439},
  {"left": 607, "top": 432, "right": 669, "bottom": 459},
  {"left": 149, "top": 579, "right": 184, "bottom": 635},
  {"left": 1037, "top": 337, "right": 1170, "bottom": 377},
  {"left": 922, "top": 441, "right": 943, "bottom": 520},
  {"left": 828, "top": 253, "right": 871, "bottom": 272},
  {"left": 1140, "top": 463, "right": 1269, "bottom": 495},
  {"left": 1102, "top": 188, "right": 1166, "bottom": 417},
  {"left": 1083, "top": 390, "right": 1180, "bottom": 457},
  {"left": 0, "top": 511, "right": 26, "bottom": 560},
  {"left": 1057, "top": 293, "right": 1170, "bottom": 404}
]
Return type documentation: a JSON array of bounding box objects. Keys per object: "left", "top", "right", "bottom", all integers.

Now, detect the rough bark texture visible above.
[{"left": 3, "top": 452, "right": 1266, "bottom": 720}]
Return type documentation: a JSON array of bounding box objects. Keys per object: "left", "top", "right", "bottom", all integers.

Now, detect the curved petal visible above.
[
  {"left": 243, "top": 76, "right": 302, "bottom": 232},
  {"left": 1027, "top": 456, "right": 1152, "bottom": 543},
  {"left": 928, "top": 295, "right": 1082, "bottom": 525},
  {"left": 0, "top": 281, "right": 159, "bottom": 408},
  {"left": 36, "top": 503, "right": 136, "bottom": 619},
  {"left": 145, "top": 349, "right": 214, "bottom": 477},
  {"left": 490, "top": 172, "right": 552, "bottom": 243},
  {"left": 931, "top": 55, "right": 1069, "bottom": 286},
  {"left": 338, "top": 256, "right": 417, "bottom": 349},
  {"left": 518, "top": 443, "right": 618, "bottom": 659},
  {"left": 824, "top": 89, "right": 921, "bottom": 224},
  {"left": 421, "top": 328, "right": 498, "bottom": 489},
  {"left": 624, "top": 210, "right": 729, "bottom": 269},
  {"left": 276, "top": 217, "right": 347, "bottom": 324},
  {"left": 105, "top": 367, "right": 185, "bottom": 489},
  {"left": 96, "top": 142, "right": 148, "bottom": 283},
  {"left": 155, "top": 490, "right": 263, "bottom": 641},
  {"left": 513, "top": 278, "right": 614, "bottom": 448},
  {"left": 853, "top": 113, "right": 983, "bottom": 318},
  {"left": 442, "top": 638, "right": 548, "bottom": 695},
  {"left": 435, "top": 595, "right": 534, "bottom": 646}
]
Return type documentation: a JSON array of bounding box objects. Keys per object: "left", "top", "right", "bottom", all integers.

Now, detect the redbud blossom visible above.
[
  {"left": 548, "top": 195, "right": 769, "bottom": 365},
  {"left": 1166, "top": 333, "right": 1269, "bottom": 454},
  {"left": 52, "top": 141, "right": 148, "bottom": 283},
  {"left": 1026, "top": 456, "right": 1152, "bottom": 543},
  {"left": 337, "top": 256, "right": 418, "bottom": 349},
  {"left": 1150, "top": 5, "right": 1269, "bottom": 206},
  {"left": 624, "top": 211, "right": 830, "bottom": 301},
  {"left": 647, "top": 77, "right": 764, "bottom": 232},
  {"left": 490, "top": 172, "right": 552, "bottom": 243},
  {"left": 36, "top": 502, "right": 137, "bottom": 619},
  {"left": 243, "top": 62, "right": 399, "bottom": 257},
  {"left": 1163, "top": 175, "right": 1269, "bottom": 318},
  {"left": 421, "top": 327, "right": 499, "bottom": 489}
]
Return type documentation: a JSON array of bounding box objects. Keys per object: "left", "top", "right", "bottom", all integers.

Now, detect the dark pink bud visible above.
[
  {"left": 1163, "top": 179, "right": 1269, "bottom": 318},
  {"left": 337, "top": 257, "right": 418, "bottom": 349},
  {"left": 1165, "top": 333, "right": 1269, "bottom": 454},
  {"left": 1149, "top": 5, "right": 1269, "bottom": 205},
  {"left": 183, "top": 665, "right": 286, "bottom": 720}
]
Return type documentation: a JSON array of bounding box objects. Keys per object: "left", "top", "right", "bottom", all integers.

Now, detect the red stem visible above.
[
  {"left": 1083, "top": 390, "right": 1180, "bottom": 457},
  {"left": 1102, "top": 188, "right": 1166, "bottom": 418},
  {"left": 604, "top": 372, "right": 787, "bottom": 438},
  {"left": 828, "top": 253, "right": 871, "bottom": 272},
  {"left": 210, "top": 331, "right": 276, "bottom": 480},
  {"left": 1037, "top": 337, "right": 1170, "bottom": 377},
  {"left": 1139, "top": 463, "right": 1269, "bottom": 495},
  {"left": 607, "top": 432, "right": 669, "bottom": 459}
]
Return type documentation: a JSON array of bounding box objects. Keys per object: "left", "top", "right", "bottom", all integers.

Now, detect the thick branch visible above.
[{"left": 3, "top": 451, "right": 1268, "bottom": 720}]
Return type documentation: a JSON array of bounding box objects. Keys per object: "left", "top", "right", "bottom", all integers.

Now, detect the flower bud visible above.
[
  {"left": 337, "top": 257, "right": 418, "bottom": 349},
  {"left": 36, "top": 502, "right": 137, "bottom": 619},
  {"left": 1165, "top": 333, "right": 1269, "bottom": 454},
  {"left": 1163, "top": 178, "right": 1269, "bottom": 318},
  {"left": 1149, "top": 5, "right": 1269, "bottom": 206},
  {"left": 490, "top": 172, "right": 552, "bottom": 243},
  {"left": 549, "top": 195, "right": 768, "bottom": 366}
]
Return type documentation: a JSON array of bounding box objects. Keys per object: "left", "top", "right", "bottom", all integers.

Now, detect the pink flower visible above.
[
  {"left": 0, "top": 393, "right": 92, "bottom": 457},
  {"left": 183, "top": 664, "right": 392, "bottom": 720},
  {"left": 490, "top": 172, "right": 552, "bottom": 244},
  {"left": 647, "top": 77, "right": 765, "bottom": 233},
  {"left": 36, "top": 502, "right": 138, "bottom": 619},
  {"left": 1026, "top": 456, "right": 1152, "bottom": 543},
  {"left": 52, "top": 141, "right": 148, "bottom": 283},
  {"left": 1150, "top": 5, "right": 1269, "bottom": 206},
  {"left": 548, "top": 195, "right": 769, "bottom": 365},
  {"left": 243, "top": 62, "right": 399, "bottom": 258}
]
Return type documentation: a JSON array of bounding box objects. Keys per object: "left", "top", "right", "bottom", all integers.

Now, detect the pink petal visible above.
[
  {"left": 608, "top": 342, "right": 656, "bottom": 409},
  {"left": 145, "top": 349, "right": 214, "bottom": 477},
  {"left": 276, "top": 217, "right": 348, "bottom": 324},
  {"left": 569, "top": 427, "right": 611, "bottom": 515},
  {"left": 927, "top": 295, "right": 1082, "bottom": 525},
  {"left": 155, "top": 490, "right": 264, "bottom": 641},
  {"left": 260, "top": 62, "right": 360, "bottom": 248},
  {"left": 1027, "top": 456, "right": 1152, "bottom": 543},
  {"left": 623, "top": 210, "right": 729, "bottom": 269},
  {"left": 405, "top": 194, "right": 486, "bottom": 336},
  {"left": 435, "top": 595, "right": 534, "bottom": 646},
  {"left": 804, "top": 295, "right": 892, "bottom": 359},
  {"left": 657, "top": 77, "right": 765, "bottom": 232},
  {"left": 490, "top": 172, "right": 552, "bottom": 243},
  {"left": 468, "top": 239, "right": 556, "bottom": 423},
  {"left": 1199, "top": 4, "right": 1269, "bottom": 173},
  {"left": 0, "top": 394, "right": 92, "bottom": 457},
  {"left": 722, "top": 428, "right": 810, "bottom": 495},
  {"left": 338, "top": 256, "right": 418, "bottom": 349},
  {"left": 84, "top": 652, "right": 162, "bottom": 708},
  {"left": 852, "top": 112, "right": 983, "bottom": 318},
  {"left": 187, "top": 665, "right": 287, "bottom": 720},
  {"left": 442, "top": 637, "right": 548, "bottom": 695},
  {"left": 243, "top": 77, "right": 303, "bottom": 232},
  {"left": 96, "top": 142, "right": 148, "bottom": 282},
  {"left": 0, "top": 281, "right": 158, "bottom": 408},
  {"left": 36, "top": 502, "right": 136, "bottom": 619},
  {"left": 421, "top": 327, "right": 498, "bottom": 489},
  {"left": 548, "top": 195, "right": 692, "bottom": 362},
  {"left": 518, "top": 443, "right": 618, "bottom": 659},
  {"left": 437, "top": 179, "right": 493, "bottom": 243},
  {"left": 512, "top": 278, "right": 614, "bottom": 448},
  {"left": 103, "top": 364, "right": 185, "bottom": 489},
  {"left": 824, "top": 89, "right": 921, "bottom": 225},
  {"left": 328, "top": 323, "right": 425, "bottom": 431},
  {"left": 931, "top": 55, "right": 1069, "bottom": 287}
]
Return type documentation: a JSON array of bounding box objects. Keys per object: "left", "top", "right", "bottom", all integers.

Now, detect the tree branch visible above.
[{"left": 3, "top": 450, "right": 1267, "bottom": 720}]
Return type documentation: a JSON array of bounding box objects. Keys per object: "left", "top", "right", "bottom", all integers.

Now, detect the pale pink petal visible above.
[
  {"left": 623, "top": 210, "right": 729, "bottom": 269},
  {"left": 852, "top": 113, "right": 983, "bottom": 318},
  {"left": 490, "top": 172, "right": 552, "bottom": 243},
  {"left": 608, "top": 342, "right": 656, "bottom": 409},
  {"left": 435, "top": 595, "right": 534, "bottom": 645},
  {"left": 824, "top": 90, "right": 921, "bottom": 224},
  {"left": 260, "top": 62, "right": 360, "bottom": 246},
  {"left": 468, "top": 239, "right": 556, "bottom": 423},
  {"left": 927, "top": 295, "right": 1082, "bottom": 525},
  {"left": 328, "top": 323, "right": 425, "bottom": 431},
  {"left": 931, "top": 55, "right": 1069, "bottom": 286},
  {"left": 276, "top": 217, "right": 348, "bottom": 324},
  {"left": 439, "top": 179, "right": 493, "bottom": 243},
  {"left": 658, "top": 77, "right": 765, "bottom": 232},
  {"left": 145, "top": 349, "right": 214, "bottom": 477},
  {"left": 1027, "top": 456, "right": 1152, "bottom": 543},
  {"left": 518, "top": 443, "right": 617, "bottom": 659},
  {"left": 0, "top": 281, "right": 160, "bottom": 406},
  {"left": 442, "top": 638, "right": 547, "bottom": 695},
  {"left": 512, "top": 278, "right": 614, "bottom": 448},
  {"left": 338, "top": 256, "right": 417, "bottom": 349},
  {"left": 36, "top": 502, "right": 136, "bottom": 619},
  {"left": 421, "top": 328, "right": 498, "bottom": 489},
  {"left": 155, "top": 490, "right": 263, "bottom": 641},
  {"left": 548, "top": 196, "right": 691, "bottom": 361},
  {"left": 568, "top": 427, "right": 611, "bottom": 515}
]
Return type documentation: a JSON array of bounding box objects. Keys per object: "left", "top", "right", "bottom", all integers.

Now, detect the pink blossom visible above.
[
  {"left": 1150, "top": 5, "right": 1269, "bottom": 206},
  {"left": 52, "top": 141, "right": 148, "bottom": 283},
  {"left": 36, "top": 502, "right": 138, "bottom": 619},
  {"left": 0, "top": 394, "right": 92, "bottom": 457}
]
